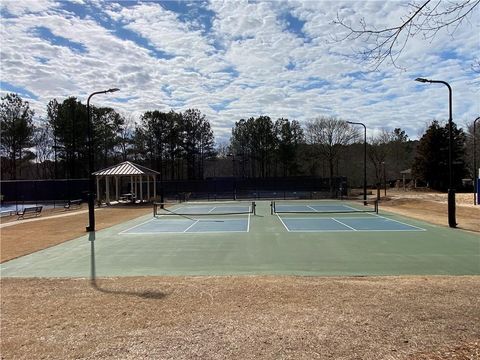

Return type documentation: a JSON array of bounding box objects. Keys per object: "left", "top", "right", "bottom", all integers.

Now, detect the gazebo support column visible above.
[
  {"left": 115, "top": 176, "right": 119, "bottom": 201},
  {"left": 105, "top": 175, "right": 110, "bottom": 204},
  {"left": 153, "top": 175, "right": 157, "bottom": 201},
  {"left": 96, "top": 177, "right": 101, "bottom": 204},
  {"left": 147, "top": 176, "right": 150, "bottom": 201},
  {"left": 139, "top": 175, "right": 143, "bottom": 202},
  {"left": 130, "top": 176, "right": 134, "bottom": 199}
]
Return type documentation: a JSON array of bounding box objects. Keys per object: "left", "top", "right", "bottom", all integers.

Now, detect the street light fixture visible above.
[
  {"left": 346, "top": 121, "right": 367, "bottom": 205},
  {"left": 415, "top": 77, "right": 456, "bottom": 227},
  {"left": 86, "top": 88, "right": 120, "bottom": 232},
  {"left": 474, "top": 117, "right": 480, "bottom": 205}
]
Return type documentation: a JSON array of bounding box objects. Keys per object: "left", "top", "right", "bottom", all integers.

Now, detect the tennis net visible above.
[
  {"left": 271, "top": 199, "right": 378, "bottom": 214},
  {"left": 154, "top": 201, "right": 256, "bottom": 217}
]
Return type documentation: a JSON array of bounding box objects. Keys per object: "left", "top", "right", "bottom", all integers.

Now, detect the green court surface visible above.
[{"left": 1, "top": 200, "right": 479, "bottom": 277}]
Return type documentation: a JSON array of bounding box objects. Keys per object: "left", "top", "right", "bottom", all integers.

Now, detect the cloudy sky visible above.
[{"left": 1, "top": 0, "right": 479, "bottom": 142}]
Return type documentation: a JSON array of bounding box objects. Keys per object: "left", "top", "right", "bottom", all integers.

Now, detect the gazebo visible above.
[{"left": 93, "top": 161, "right": 160, "bottom": 204}]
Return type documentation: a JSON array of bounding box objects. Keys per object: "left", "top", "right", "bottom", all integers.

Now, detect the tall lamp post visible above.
[
  {"left": 474, "top": 117, "right": 480, "bottom": 205},
  {"left": 382, "top": 161, "right": 387, "bottom": 197},
  {"left": 227, "top": 153, "right": 236, "bottom": 200},
  {"left": 347, "top": 121, "right": 367, "bottom": 205},
  {"left": 415, "top": 77, "right": 456, "bottom": 227},
  {"left": 86, "top": 88, "right": 120, "bottom": 232}
]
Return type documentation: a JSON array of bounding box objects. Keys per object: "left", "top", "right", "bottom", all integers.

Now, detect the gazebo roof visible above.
[{"left": 93, "top": 161, "right": 159, "bottom": 176}]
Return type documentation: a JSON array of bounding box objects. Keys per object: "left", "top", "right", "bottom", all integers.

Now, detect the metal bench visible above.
[
  {"left": 64, "top": 199, "right": 82, "bottom": 210},
  {"left": 16, "top": 206, "right": 43, "bottom": 220}
]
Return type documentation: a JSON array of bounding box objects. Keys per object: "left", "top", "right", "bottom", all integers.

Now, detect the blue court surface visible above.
[
  {"left": 277, "top": 215, "right": 425, "bottom": 232},
  {"left": 120, "top": 217, "right": 250, "bottom": 234},
  {"left": 1, "top": 200, "right": 479, "bottom": 277},
  {"left": 274, "top": 204, "right": 362, "bottom": 213}
]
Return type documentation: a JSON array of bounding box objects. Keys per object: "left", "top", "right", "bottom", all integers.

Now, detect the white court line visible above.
[
  {"left": 247, "top": 212, "right": 251, "bottom": 232},
  {"left": 119, "top": 217, "right": 157, "bottom": 234},
  {"left": 307, "top": 205, "right": 318, "bottom": 212},
  {"left": 119, "top": 230, "right": 249, "bottom": 235},
  {"left": 331, "top": 217, "right": 358, "bottom": 231},
  {"left": 343, "top": 204, "right": 362, "bottom": 212},
  {"left": 183, "top": 220, "right": 200, "bottom": 232},
  {"left": 278, "top": 216, "right": 427, "bottom": 232},
  {"left": 276, "top": 214, "right": 291, "bottom": 232},
  {"left": 283, "top": 229, "right": 429, "bottom": 233},
  {"left": 371, "top": 213, "right": 427, "bottom": 231}
]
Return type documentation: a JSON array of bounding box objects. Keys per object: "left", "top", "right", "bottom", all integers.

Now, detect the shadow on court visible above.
[{"left": 89, "top": 232, "right": 168, "bottom": 300}]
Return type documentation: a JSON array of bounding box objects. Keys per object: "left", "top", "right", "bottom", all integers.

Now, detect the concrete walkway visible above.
[{"left": 0, "top": 208, "right": 104, "bottom": 229}]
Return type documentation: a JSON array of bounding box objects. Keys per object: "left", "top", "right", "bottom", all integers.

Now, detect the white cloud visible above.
[{"left": 0, "top": 0, "right": 478, "bottom": 143}]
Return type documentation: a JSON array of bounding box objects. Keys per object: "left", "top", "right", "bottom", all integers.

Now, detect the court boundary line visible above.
[
  {"left": 118, "top": 217, "right": 160, "bottom": 234},
  {"left": 183, "top": 220, "right": 200, "bottom": 232},
  {"left": 277, "top": 215, "right": 427, "bottom": 232},
  {"left": 331, "top": 218, "right": 358, "bottom": 231},
  {"left": 372, "top": 213, "right": 427, "bottom": 231},
  {"left": 118, "top": 217, "right": 250, "bottom": 235},
  {"left": 276, "top": 213, "right": 291, "bottom": 232}
]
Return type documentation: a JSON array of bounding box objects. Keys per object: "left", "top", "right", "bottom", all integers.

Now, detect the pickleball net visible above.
[{"left": 154, "top": 201, "right": 256, "bottom": 217}]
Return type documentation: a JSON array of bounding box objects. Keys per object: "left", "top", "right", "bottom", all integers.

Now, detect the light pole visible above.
[
  {"left": 227, "top": 153, "right": 237, "bottom": 200},
  {"left": 347, "top": 121, "right": 367, "bottom": 205},
  {"left": 474, "top": 117, "right": 480, "bottom": 205},
  {"left": 86, "top": 88, "right": 120, "bottom": 232},
  {"left": 415, "top": 77, "right": 456, "bottom": 227},
  {"left": 382, "top": 161, "right": 387, "bottom": 197}
]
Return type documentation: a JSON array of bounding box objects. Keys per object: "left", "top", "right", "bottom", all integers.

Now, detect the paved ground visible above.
[{"left": 1, "top": 201, "right": 478, "bottom": 277}]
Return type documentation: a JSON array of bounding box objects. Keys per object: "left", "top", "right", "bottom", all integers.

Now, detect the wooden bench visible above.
[
  {"left": 64, "top": 199, "right": 82, "bottom": 210},
  {"left": 16, "top": 206, "right": 43, "bottom": 220}
]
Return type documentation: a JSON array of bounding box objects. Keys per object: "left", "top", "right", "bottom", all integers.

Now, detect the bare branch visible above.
[{"left": 333, "top": 0, "right": 479, "bottom": 70}]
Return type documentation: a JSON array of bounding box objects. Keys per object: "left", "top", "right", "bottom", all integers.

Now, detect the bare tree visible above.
[
  {"left": 368, "top": 130, "right": 391, "bottom": 185},
  {"left": 117, "top": 113, "right": 135, "bottom": 162},
  {"left": 34, "top": 118, "right": 54, "bottom": 178},
  {"left": 305, "top": 116, "right": 359, "bottom": 192},
  {"left": 334, "top": 0, "right": 479, "bottom": 70}
]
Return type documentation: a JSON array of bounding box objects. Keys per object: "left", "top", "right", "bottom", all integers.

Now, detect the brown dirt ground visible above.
[
  {"left": 1, "top": 192, "right": 479, "bottom": 359},
  {"left": 0, "top": 204, "right": 152, "bottom": 263},
  {"left": 380, "top": 190, "right": 480, "bottom": 233}
]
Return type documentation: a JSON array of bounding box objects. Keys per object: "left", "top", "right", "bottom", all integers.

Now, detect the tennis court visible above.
[
  {"left": 271, "top": 199, "right": 425, "bottom": 232},
  {"left": 1, "top": 200, "right": 479, "bottom": 277}
]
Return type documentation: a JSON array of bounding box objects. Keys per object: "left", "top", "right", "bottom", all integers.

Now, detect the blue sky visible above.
[{"left": 1, "top": 0, "right": 479, "bottom": 142}]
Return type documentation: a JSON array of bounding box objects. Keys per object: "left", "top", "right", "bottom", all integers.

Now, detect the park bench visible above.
[
  {"left": 64, "top": 199, "right": 82, "bottom": 210},
  {"left": 16, "top": 206, "right": 43, "bottom": 220}
]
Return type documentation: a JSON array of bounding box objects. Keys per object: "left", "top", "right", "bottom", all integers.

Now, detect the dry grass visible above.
[
  {"left": 380, "top": 190, "right": 479, "bottom": 233},
  {"left": 1, "top": 276, "right": 479, "bottom": 360},
  {"left": 0, "top": 205, "right": 151, "bottom": 263},
  {"left": 1, "top": 191, "right": 479, "bottom": 359}
]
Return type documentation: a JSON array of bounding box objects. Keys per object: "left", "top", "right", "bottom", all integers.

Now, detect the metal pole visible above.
[
  {"left": 86, "top": 93, "right": 95, "bottom": 232},
  {"left": 86, "top": 88, "right": 120, "bottom": 232},
  {"left": 347, "top": 121, "right": 367, "bottom": 205},
  {"left": 383, "top": 162, "right": 387, "bottom": 197},
  {"left": 415, "top": 78, "right": 456, "bottom": 227},
  {"left": 474, "top": 117, "right": 479, "bottom": 205}
]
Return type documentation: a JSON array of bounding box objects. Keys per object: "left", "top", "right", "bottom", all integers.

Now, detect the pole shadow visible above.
[{"left": 89, "top": 232, "right": 168, "bottom": 300}]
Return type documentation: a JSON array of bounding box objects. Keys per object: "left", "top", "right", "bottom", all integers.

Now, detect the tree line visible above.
[{"left": 1, "top": 93, "right": 478, "bottom": 192}]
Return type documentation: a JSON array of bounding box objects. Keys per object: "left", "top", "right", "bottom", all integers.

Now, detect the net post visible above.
[
  {"left": 375, "top": 199, "right": 379, "bottom": 214},
  {"left": 270, "top": 201, "right": 274, "bottom": 215},
  {"left": 252, "top": 201, "right": 256, "bottom": 215}
]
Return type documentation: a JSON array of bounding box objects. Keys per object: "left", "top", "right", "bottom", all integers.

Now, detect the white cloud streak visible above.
[{"left": 0, "top": 0, "right": 479, "bottom": 142}]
